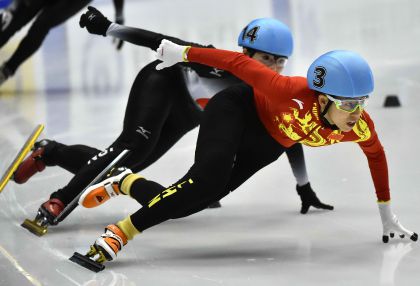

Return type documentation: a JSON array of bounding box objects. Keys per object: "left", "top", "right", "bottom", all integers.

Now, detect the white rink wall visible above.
[{"left": 1, "top": 0, "right": 420, "bottom": 106}]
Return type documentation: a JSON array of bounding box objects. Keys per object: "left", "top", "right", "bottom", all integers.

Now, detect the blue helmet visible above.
[
  {"left": 238, "top": 18, "right": 293, "bottom": 58},
  {"left": 307, "top": 50, "right": 374, "bottom": 98}
]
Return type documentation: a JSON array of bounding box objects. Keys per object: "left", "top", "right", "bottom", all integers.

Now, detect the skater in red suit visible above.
[{"left": 76, "top": 40, "right": 417, "bottom": 267}]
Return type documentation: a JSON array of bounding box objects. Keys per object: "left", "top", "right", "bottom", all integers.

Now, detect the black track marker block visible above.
[
  {"left": 384, "top": 95, "right": 401, "bottom": 107},
  {"left": 69, "top": 252, "right": 105, "bottom": 272}
]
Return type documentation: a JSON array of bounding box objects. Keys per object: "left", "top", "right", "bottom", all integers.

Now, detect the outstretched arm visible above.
[
  {"left": 80, "top": 6, "right": 207, "bottom": 51},
  {"left": 79, "top": 7, "right": 236, "bottom": 78},
  {"left": 358, "top": 114, "right": 417, "bottom": 243},
  {"left": 155, "top": 39, "right": 292, "bottom": 99}
]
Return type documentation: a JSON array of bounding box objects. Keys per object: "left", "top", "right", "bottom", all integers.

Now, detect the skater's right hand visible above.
[
  {"left": 378, "top": 201, "right": 418, "bottom": 243},
  {"left": 156, "top": 39, "right": 191, "bottom": 70},
  {"left": 79, "top": 6, "right": 112, "bottom": 37}
]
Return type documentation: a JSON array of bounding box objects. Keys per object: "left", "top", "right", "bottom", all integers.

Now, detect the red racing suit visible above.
[{"left": 187, "top": 47, "right": 390, "bottom": 201}]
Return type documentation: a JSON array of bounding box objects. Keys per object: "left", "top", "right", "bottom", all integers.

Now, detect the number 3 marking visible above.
[{"left": 313, "top": 66, "right": 327, "bottom": 88}]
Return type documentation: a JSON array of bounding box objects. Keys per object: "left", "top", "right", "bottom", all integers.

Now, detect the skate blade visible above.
[
  {"left": 69, "top": 252, "right": 105, "bottom": 272},
  {"left": 0, "top": 124, "right": 44, "bottom": 193},
  {"left": 21, "top": 219, "right": 48, "bottom": 236}
]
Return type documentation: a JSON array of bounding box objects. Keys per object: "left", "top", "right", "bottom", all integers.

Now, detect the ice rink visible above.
[{"left": 1, "top": 0, "right": 420, "bottom": 285}]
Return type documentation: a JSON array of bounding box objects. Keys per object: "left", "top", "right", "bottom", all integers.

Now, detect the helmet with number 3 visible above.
[
  {"left": 307, "top": 50, "right": 374, "bottom": 98},
  {"left": 238, "top": 18, "right": 293, "bottom": 58}
]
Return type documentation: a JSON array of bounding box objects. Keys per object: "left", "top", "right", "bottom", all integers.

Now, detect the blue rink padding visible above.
[{"left": 0, "top": 0, "right": 11, "bottom": 9}]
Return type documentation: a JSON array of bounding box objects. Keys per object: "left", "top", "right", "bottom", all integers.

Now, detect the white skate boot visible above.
[
  {"left": 70, "top": 224, "right": 129, "bottom": 272},
  {"left": 91, "top": 224, "right": 128, "bottom": 263},
  {"left": 79, "top": 167, "right": 132, "bottom": 208}
]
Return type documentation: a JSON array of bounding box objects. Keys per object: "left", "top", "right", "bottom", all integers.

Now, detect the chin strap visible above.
[{"left": 320, "top": 100, "right": 339, "bottom": 130}]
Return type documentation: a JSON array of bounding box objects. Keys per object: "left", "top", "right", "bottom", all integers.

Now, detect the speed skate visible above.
[{"left": 0, "top": 124, "right": 44, "bottom": 194}]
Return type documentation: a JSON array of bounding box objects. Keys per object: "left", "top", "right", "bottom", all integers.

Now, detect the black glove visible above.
[
  {"left": 79, "top": 6, "right": 111, "bottom": 37},
  {"left": 296, "top": 182, "right": 334, "bottom": 214}
]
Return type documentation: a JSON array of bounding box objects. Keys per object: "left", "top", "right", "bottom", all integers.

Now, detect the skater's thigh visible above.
[
  {"left": 115, "top": 63, "right": 181, "bottom": 144},
  {"left": 226, "top": 123, "right": 286, "bottom": 192},
  {"left": 226, "top": 145, "right": 285, "bottom": 193},
  {"left": 168, "top": 84, "right": 256, "bottom": 203},
  {"left": 193, "top": 84, "right": 254, "bottom": 168},
  {"left": 129, "top": 113, "right": 200, "bottom": 172}
]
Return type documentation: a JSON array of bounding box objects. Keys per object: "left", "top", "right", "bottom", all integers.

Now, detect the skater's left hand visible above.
[
  {"left": 378, "top": 201, "right": 418, "bottom": 243},
  {"left": 156, "top": 39, "right": 190, "bottom": 70},
  {"left": 112, "top": 15, "right": 124, "bottom": 50},
  {"left": 79, "top": 6, "right": 111, "bottom": 37},
  {"left": 296, "top": 183, "right": 334, "bottom": 214}
]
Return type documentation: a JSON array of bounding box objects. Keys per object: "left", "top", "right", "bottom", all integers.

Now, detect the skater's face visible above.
[
  {"left": 318, "top": 94, "right": 367, "bottom": 132},
  {"left": 243, "top": 48, "right": 287, "bottom": 73}
]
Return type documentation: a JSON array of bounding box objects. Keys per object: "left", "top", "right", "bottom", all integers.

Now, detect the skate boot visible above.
[
  {"left": 13, "top": 139, "right": 51, "bottom": 184},
  {"left": 21, "top": 198, "right": 65, "bottom": 236},
  {"left": 79, "top": 167, "right": 132, "bottom": 208},
  {"left": 92, "top": 224, "right": 128, "bottom": 262},
  {"left": 70, "top": 224, "right": 128, "bottom": 272}
]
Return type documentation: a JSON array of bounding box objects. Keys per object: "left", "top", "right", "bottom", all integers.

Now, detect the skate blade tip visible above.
[
  {"left": 21, "top": 219, "right": 48, "bottom": 236},
  {"left": 69, "top": 252, "right": 105, "bottom": 272}
]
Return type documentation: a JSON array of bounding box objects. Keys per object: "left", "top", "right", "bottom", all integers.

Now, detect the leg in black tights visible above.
[
  {"left": 123, "top": 84, "right": 285, "bottom": 231},
  {"left": 42, "top": 140, "right": 99, "bottom": 174},
  {"left": 4, "top": 0, "right": 91, "bottom": 75},
  {"left": 49, "top": 62, "right": 200, "bottom": 205},
  {"left": 0, "top": 0, "right": 44, "bottom": 48}
]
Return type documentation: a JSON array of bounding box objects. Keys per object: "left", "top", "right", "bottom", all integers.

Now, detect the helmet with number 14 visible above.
[{"left": 238, "top": 18, "right": 293, "bottom": 74}]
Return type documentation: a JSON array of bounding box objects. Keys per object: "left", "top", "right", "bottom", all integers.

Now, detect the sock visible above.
[
  {"left": 116, "top": 216, "right": 140, "bottom": 240},
  {"left": 120, "top": 173, "right": 143, "bottom": 196}
]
